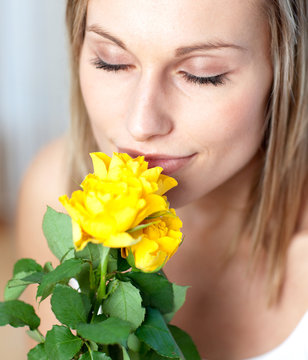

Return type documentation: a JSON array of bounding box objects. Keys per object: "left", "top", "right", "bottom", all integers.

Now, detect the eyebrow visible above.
[
  {"left": 175, "top": 42, "right": 247, "bottom": 56},
  {"left": 86, "top": 24, "right": 247, "bottom": 56},
  {"left": 87, "top": 25, "right": 127, "bottom": 50}
]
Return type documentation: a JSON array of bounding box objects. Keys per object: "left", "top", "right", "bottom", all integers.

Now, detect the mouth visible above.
[{"left": 117, "top": 147, "right": 196, "bottom": 175}]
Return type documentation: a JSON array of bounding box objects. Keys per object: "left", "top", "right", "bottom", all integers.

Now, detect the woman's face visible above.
[{"left": 79, "top": 0, "right": 272, "bottom": 208}]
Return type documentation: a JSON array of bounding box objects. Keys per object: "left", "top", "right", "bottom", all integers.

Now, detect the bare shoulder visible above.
[
  {"left": 18, "top": 135, "right": 69, "bottom": 211},
  {"left": 16, "top": 135, "right": 69, "bottom": 264}
]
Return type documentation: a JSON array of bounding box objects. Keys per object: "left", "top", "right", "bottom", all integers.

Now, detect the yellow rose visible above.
[
  {"left": 90, "top": 152, "right": 177, "bottom": 196},
  {"left": 122, "top": 209, "right": 183, "bottom": 272},
  {"left": 59, "top": 152, "right": 178, "bottom": 251}
]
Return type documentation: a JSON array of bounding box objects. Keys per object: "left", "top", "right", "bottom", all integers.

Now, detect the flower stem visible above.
[
  {"left": 97, "top": 245, "right": 110, "bottom": 300},
  {"left": 92, "top": 244, "right": 110, "bottom": 321},
  {"left": 85, "top": 342, "right": 94, "bottom": 360}
]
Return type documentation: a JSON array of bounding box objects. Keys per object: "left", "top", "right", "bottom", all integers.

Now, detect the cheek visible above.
[
  {"left": 217, "top": 95, "right": 264, "bottom": 150},
  {"left": 168, "top": 89, "right": 267, "bottom": 207},
  {"left": 79, "top": 58, "right": 126, "bottom": 147},
  {"left": 189, "top": 84, "right": 267, "bottom": 157}
]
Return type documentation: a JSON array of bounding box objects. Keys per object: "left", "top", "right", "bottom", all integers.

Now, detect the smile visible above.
[{"left": 117, "top": 147, "right": 196, "bottom": 175}]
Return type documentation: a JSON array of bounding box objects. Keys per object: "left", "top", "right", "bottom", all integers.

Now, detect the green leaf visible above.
[
  {"left": 168, "top": 325, "right": 201, "bottom": 360},
  {"left": 4, "top": 272, "right": 45, "bottom": 302},
  {"left": 127, "top": 333, "right": 141, "bottom": 352},
  {"left": 75, "top": 242, "right": 101, "bottom": 268},
  {"left": 22, "top": 272, "right": 45, "bottom": 284},
  {"left": 136, "top": 308, "right": 182, "bottom": 359},
  {"left": 80, "top": 352, "right": 112, "bottom": 360},
  {"left": 127, "top": 272, "right": 174, "bottom": 314},
  {"left": 13, "top": 258, "right": 43, "bottom": 275},
  {"left": 89, "top": 340, "right": 99, "bottom": 351},
  {"left": 42, "top": 206, "right": 74, "bottom": 261},
  {"left": 163, "top": 284, "right": 189, "bottom": 323},
  {"left": 102, "top": 280, "right": 145, "bottom": 330},
  {"left": 37, "top": 258, "right": 84, "bottom": 301},
  {"left": 4, "top": 259, "right": 44, "bottom": 301},
  {"left": 27, "top": 343, "right": 48, "bottom": 360},
  {"left": 0, "top": 300, "right": 40, "bottom": 330},
  {"left": 5, "top": 271, "right": 35, "bottom": 301},
  {"left": 77, "top": 317, "right": 132, "bottom": 345},
  {"left": 51, "top": 284, "right": 91, "bottom": 328},
  {"left": 128, "top": 342, "right": 151, "bottom": 359},
  {"left": 45, "top": 325, "right": 83, "bottom": 360}
]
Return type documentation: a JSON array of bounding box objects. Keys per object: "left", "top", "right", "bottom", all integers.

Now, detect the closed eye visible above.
[
  {"left": 90, "top": 57, "right": 130, "bottom": 71},
  {"left": 179, "top": 71, "right": 226, "bottom": 86},
  {"left": 90, "top": 57, "right": 227, "bottom": 86}
]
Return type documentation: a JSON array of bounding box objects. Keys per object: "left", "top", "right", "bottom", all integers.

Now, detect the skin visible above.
[
  {"left": 79, "top": 0, "right": 272, "bottom": 210},
  {"left": 17, "top": 0, "right": 308, "bottom": 359}
]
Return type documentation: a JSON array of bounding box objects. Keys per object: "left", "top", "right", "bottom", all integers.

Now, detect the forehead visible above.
[{"left": 86, "top": 0, "right": 266, "bottom": 55}]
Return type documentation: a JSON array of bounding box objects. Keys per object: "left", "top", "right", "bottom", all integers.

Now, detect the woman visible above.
[{"left": 17, "top": 0, "right": 308, "bottom": 359}]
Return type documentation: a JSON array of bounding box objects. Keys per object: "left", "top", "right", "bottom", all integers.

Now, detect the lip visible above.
[{"left": 117, "top": 147, "right": 196, "bottom": 175}]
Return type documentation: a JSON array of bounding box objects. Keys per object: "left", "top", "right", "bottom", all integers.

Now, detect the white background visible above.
[{"left": 0, "top": 0, "right": 69, "bottom": 220}]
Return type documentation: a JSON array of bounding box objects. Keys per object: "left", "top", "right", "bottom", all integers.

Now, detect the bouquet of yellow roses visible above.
[{"left": 0, "top": 153, "right": 201, "bottom": 360}]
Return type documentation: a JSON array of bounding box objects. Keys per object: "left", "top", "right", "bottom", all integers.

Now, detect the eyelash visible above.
[
  {"left": 91, "top": 58, "right": 130, "bottom": 72},
  {"left": 179, "top": 71, "right": 225, "bottom": 86},
  {"left": 90, "top": 57, "right": 226, "bottom": 86}
]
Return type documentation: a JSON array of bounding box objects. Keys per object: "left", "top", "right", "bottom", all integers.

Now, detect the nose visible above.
[{"left": 126, "top": 71, "right": 173, "bottom": 142}]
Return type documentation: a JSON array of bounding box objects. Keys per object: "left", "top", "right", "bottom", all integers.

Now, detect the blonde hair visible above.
[
  {"left": 65, "top": 0, "right": 308, "bottom": 303},
  {"left": 66, "top": 0, "right": 98, "bottom": 188},
  {"left": 246, "top": 0, "right": 308, "bottom": 303}
]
